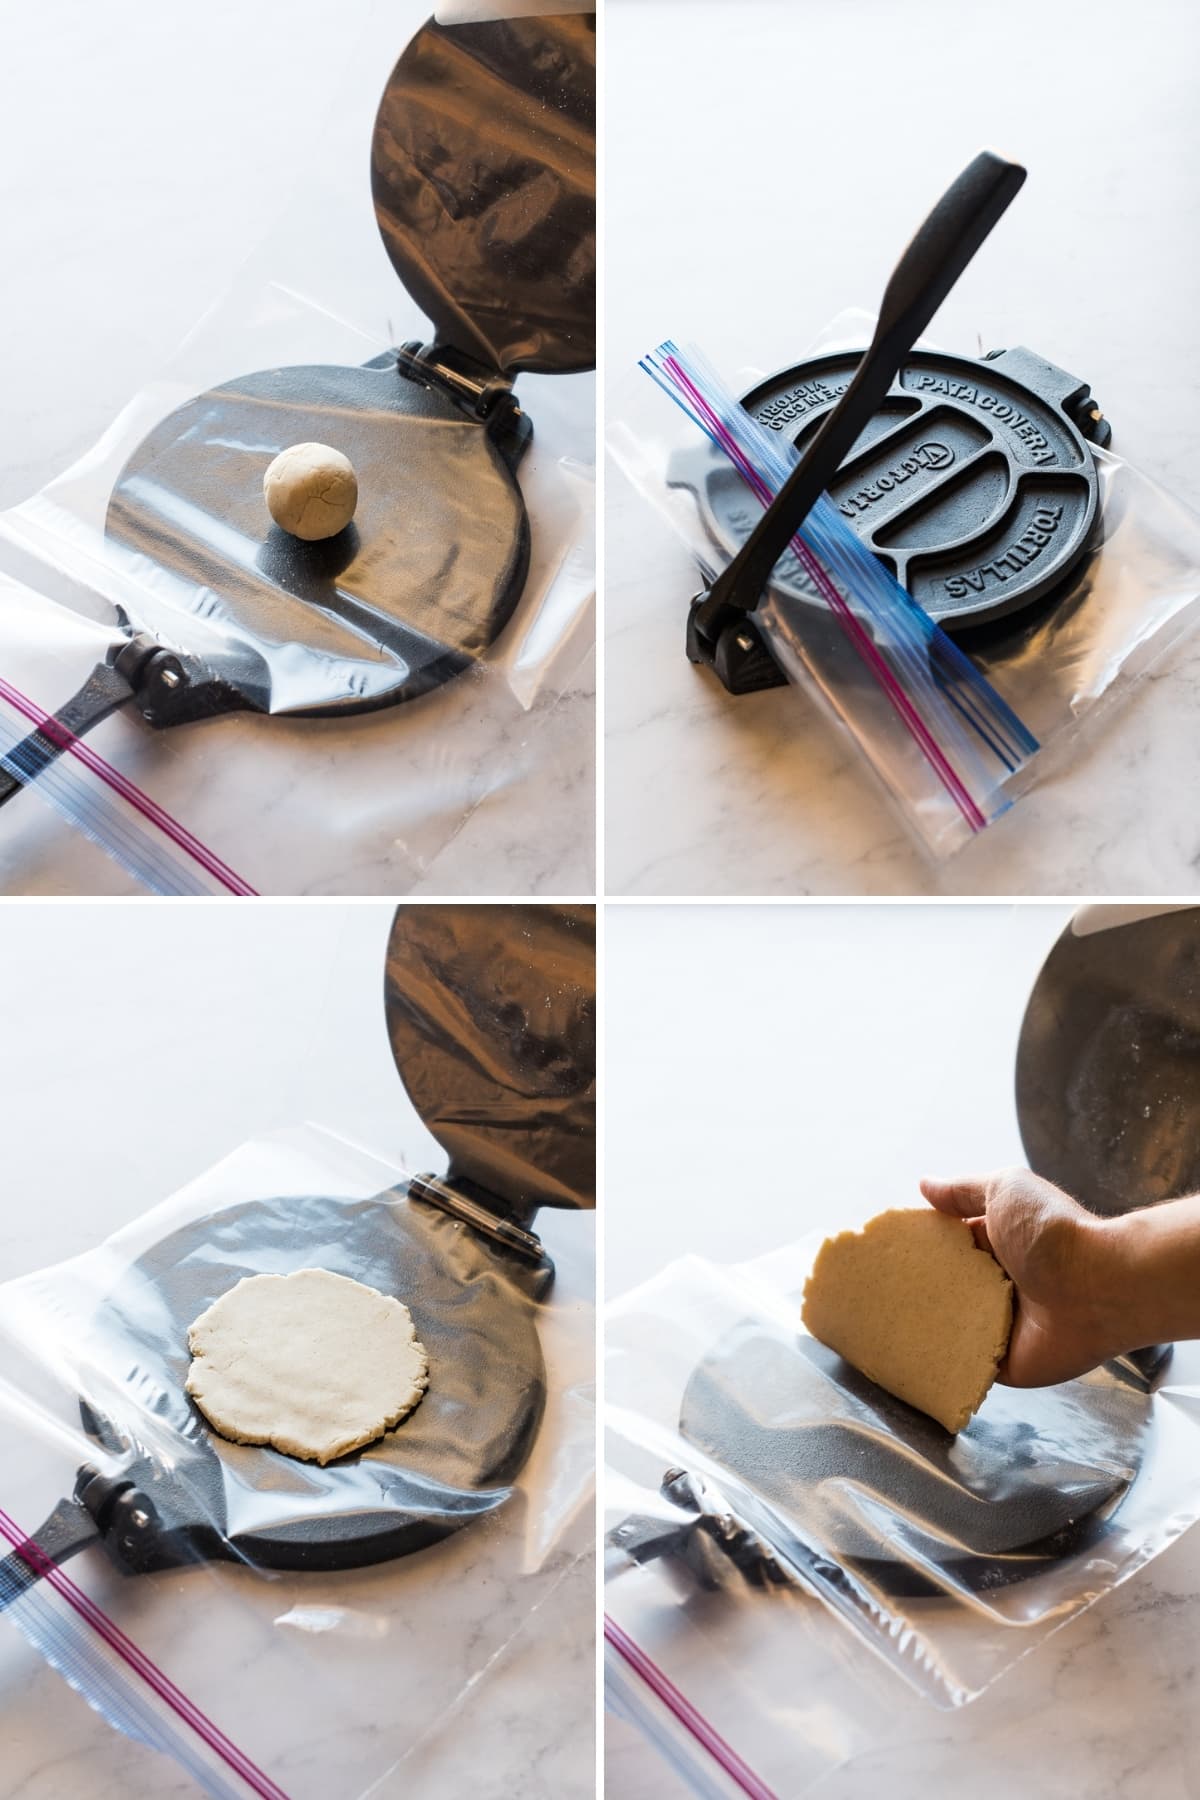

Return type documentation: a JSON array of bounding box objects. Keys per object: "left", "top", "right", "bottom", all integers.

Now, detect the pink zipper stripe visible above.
[
  {"left": 0, "top": 1505, "right": 289, "bottom": 1800},
  {"left": 605, "top": 1614, "right": 779, "bottom": 1800},
  {"left": 0, "top": 676, "right": 259, "bottom": 896}
]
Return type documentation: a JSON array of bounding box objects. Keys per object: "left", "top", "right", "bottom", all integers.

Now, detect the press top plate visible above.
[
  {"left": 1017, "top": 909, "right": 1200, "bottom": 1215},
  {"left": 385, "top": 903, "right": 596, "bottom": 1219},
  {"left": 371, "top": 13, "right": 596, "bottom": 376},
  {"left": 674, "top": 344, "right": 1103, "bottom": 631}
]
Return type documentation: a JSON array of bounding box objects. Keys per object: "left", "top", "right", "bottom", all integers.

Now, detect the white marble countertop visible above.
[
  {"left": 604, "top": 902, "right": 1200, "bottom": 1796},
  {"left": 605, "top": 0, "right": 1200, "bottom": 896},
  {"left": 0, "top": 903, "right": 595, "bottom": 1799},
  {"left": 0, "top": 0, "right": 594, "bottom": 897}
]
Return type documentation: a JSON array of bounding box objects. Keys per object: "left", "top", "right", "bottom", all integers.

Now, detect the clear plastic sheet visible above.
[
  {"left": 0, "top": 1126, "right": 594, "bottom": 1797},
  {"left": 605, "top": 1234, "right": 1200, "bottom": 1771},
  {"left": 608, "top": 310, "right": 1200, "bottom": 859},
  {"left": 0, "top": 2, "right": 595, "bottom": 895}
]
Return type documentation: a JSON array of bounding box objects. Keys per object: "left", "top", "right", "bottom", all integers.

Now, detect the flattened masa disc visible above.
[
  {"left": 105, "top": 362, "right": 530, "bottom": 717},
  {"left": 674, "top": 344, "right": 1103, "bottom": 632},
  {"left": 79, "top": 1191, "right": 547, "bottom": 1569}
]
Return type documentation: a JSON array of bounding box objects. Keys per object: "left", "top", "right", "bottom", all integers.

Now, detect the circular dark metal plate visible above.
[
  {"left": 672, "top": 344, "right": 1102, "bottom": 632},
  {"left": 371, "top": 14, "right": 596, "bottom": 376},
  {"left": 81, "top": 1191, "right": 546, "bottom": 1570},
  {"left": 385, "top": 903, "right": 596, "bottom": 1219},
  {"left": 681, "top": 1316, "right": 1151, "bottom": 1599},
  {"left": 1017, "top": 909, "right": 1200, "bottom": 1216},
  {"left": 105, "top": 362, "right": 529, "bottom": 717}
]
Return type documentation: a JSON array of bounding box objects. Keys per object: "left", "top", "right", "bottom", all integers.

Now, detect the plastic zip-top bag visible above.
[
  {"left": 608, "top": 150, "right": 1200, "bottom": 865},
  {"left": 604, "top": 1237, "right": 1200, "bottom": 1791},
  {"left": 0, "top": 1126, "right": 595, "bottom": 1798},
  {"left": 610, "top": 320, "right": 1200, "bottom": 863},
  {"left": 637, "top": 342, "right": 1039, "bottom": 853}
]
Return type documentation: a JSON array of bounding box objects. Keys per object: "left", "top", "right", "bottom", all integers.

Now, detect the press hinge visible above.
[
  {"left": 408, "top": 1172, "right": 546, "bottom": 1264},
  {"left": 396, "top": 340, "right": 522, "bottom": 426},
  {"left": 685, "top": 596, "right": 788, "bottom": 696}
]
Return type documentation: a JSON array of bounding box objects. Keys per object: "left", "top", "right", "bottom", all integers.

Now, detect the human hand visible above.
[{"left": 918, "top": 1168, "right": 1120, "bottom": 1386}]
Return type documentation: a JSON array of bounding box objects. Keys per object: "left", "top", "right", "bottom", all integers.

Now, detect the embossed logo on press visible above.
[{"left": 839, "top": 442, "right": 954, "bottom": 518}]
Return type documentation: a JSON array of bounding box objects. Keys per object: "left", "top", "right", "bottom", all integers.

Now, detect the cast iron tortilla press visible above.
[
  {"left": 0, "top": 902, "right": 595, "bottom": 1613},
  {"left": 662, "top": 1310, "right": 1151, "bottom": 1603},
  {"left": 0, "top": 12, "right": 595, "bottom": 803},
  {"left": 679, "top": 151, "right": 1109, "bottom": 696}
]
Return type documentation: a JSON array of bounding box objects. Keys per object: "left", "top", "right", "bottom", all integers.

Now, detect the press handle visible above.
[
  {"left": 0, "top": 1493, "right": 99, "bottom": 1613},
  {"left": 0, "top": 659, "right": 135, "bottom": 810},
  {"left": 0, "top": 636, "right": 188, "bottom": 811},
  {"left": 875, "top": 149, "right": 1026, "bottom": 362},
  {"left": 694, "top": 150, "right": 1027, "bottom": 640}
]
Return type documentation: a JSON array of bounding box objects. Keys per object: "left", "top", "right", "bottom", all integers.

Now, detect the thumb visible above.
[{"left": 920, "top": 1175, "right": 989, "bottom": 1218}]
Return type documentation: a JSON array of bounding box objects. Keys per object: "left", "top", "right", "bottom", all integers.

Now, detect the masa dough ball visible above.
[
  {"left": 263, "top": 442, "right": 358, "bottom": 541},
  {"left": 186, "top": 1268, "right": 429, "bottom": 1464}
]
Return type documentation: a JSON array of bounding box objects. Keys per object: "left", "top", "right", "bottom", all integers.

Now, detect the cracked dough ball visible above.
[
  {"left": 186, "top": 1268, "right": 429, "bottom": 1464},
  {"left": 263, "top": 442, "right": 358, "bottom": 541}
]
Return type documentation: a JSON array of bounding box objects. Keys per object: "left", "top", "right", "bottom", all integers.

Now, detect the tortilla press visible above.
[
  {"left": 0, "top": 11, "right": 595, "bottom": 806},
  {"left": 0, "top": 901, "right": 594, "bottom": 1613},
  {"left": 659, "top": 1322, "right": 1152, "bottom": 1603},
  {"left": 611, "top": 1298, "right": 1154, "bottom": 1607},
  {"left": 677, "top": 152, "right": 1109, "bottom": 697}
]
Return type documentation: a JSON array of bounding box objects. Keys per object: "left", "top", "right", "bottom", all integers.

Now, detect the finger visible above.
[
  {"left": 919, "top": 1176, "right": 990, "bottom": 1217},
  {"left": 967, "top": 1216, "right": 993, "bottom": 1257}
]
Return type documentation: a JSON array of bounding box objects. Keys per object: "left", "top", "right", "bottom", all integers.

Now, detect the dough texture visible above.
[
  {"left": 263, "top": 442, "right": 358, "bottom": 541},
  {"left": 801, "top": 1208, "right": 1013, "bottom": 1433},
  {"left": 186, "top": 1268, "right": 429, "bottom": 1464}
]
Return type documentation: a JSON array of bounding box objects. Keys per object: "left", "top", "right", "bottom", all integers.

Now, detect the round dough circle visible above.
[
  {"left": 186, "top": 1268, "right": 429, "bottom": 1465},
  {"left": 263, "top": 441, "right": 358, "bottom": 541}
]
